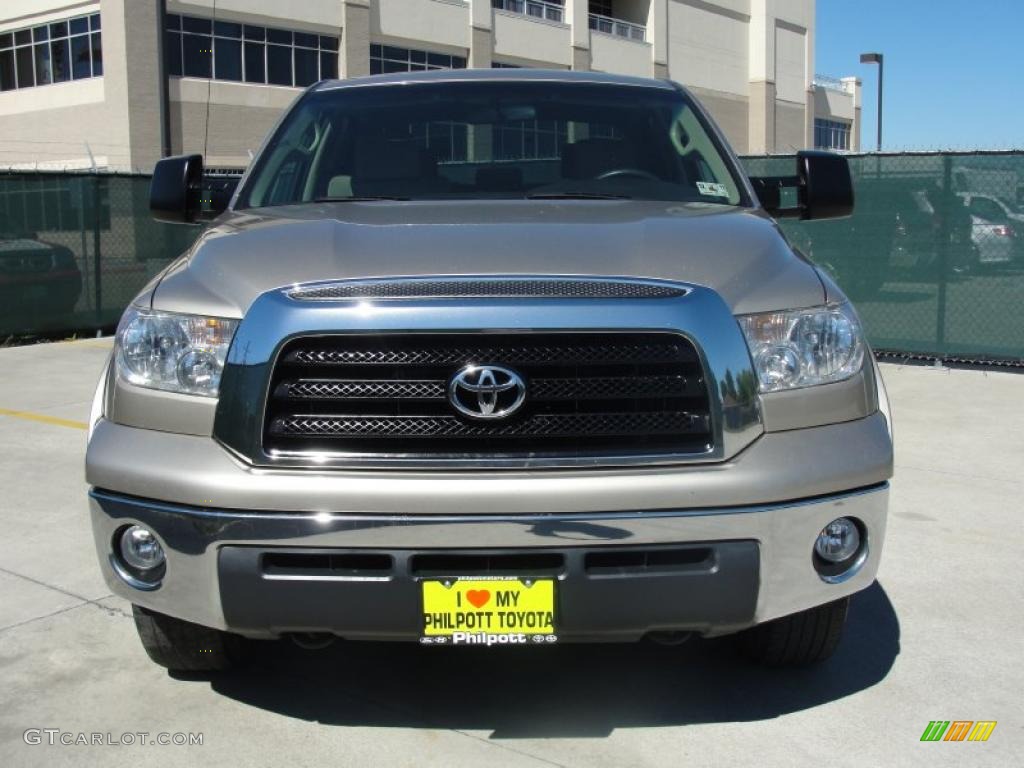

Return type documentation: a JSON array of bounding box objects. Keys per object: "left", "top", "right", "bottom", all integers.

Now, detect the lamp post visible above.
[{"left": 860, "top": 52, "right": 884, "bottom": 152}]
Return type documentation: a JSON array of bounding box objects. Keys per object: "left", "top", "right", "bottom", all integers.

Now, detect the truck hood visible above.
[{"left": 150, "top": 200, "right": 824, "bottom": 317}]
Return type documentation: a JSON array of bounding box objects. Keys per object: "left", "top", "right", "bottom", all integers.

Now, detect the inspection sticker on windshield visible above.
[
  {"left": 696, "top": 181, "right": 730, "bottom": 198},
  {"left": 420, "top": 577, "right": 557, "bottom": 646}
]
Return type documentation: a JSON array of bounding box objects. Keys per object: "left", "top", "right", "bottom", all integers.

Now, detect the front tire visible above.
[
  {"left": 738, "top": 597, "right": 849, "bottom": 666},
  {"left": 132, "top": 605, "right": 242, "bottom": 672}
]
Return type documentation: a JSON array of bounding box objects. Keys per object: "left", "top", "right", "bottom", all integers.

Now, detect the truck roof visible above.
[{"left": 313, "top": 67, "right": 678, "bottom": 93}]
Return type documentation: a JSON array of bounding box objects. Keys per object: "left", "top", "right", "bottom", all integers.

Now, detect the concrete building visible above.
[{"left": 0, "top": 0, "right": 860, "bottom": 171}]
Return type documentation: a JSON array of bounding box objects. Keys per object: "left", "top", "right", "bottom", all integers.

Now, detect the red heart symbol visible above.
[{"left": 466, "top": 589, "right": 490, "bottom": 609}]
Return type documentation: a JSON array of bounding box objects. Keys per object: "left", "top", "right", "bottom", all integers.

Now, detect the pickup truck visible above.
[{"left": 86, "top": 70, "right": 892, "bottom": 671}]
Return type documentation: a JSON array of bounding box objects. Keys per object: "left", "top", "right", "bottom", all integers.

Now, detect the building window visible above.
[
  {"left": 165, "top": 14, "right": 339, "bottom": 86},
  {"left": 491, "top": 61, "right": 523, "bottom": 68},
  {"left": 492, "top": 0, "right": 565, "bottom": 24},
  {"left": 0, "top": 14, "right": 101, "bottom": 92},
  {"left": 814, "top": 119, "right": 851, "bottom": 151},
  {"left": 495, "top": 120, "right": 568, "bottom": 161},
  {"left": 369, "top": 44, "right": 466, "bottom": 75},
  {"left": 401, "top": 121, "right": 470, "bottom": 164}
]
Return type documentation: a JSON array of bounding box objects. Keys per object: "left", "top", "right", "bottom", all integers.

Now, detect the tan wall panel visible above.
[
  {"left": 774, "top": 100, "right": 804, "bottom": 153},
  {"left": 169, "top": 101, "right": 285, "bottom": 167},
  {"left": 590, "top": 34, "right": 651, "bottom": 77},
  {"left": 667, "top": 0, "right": 749, "bottom": 98},
  {"left": 689, "top": 86, "right": 749, "bottom": 154},
  {"left": 773, "top": 23, "right": 805, "bottom": 104},
  {"left": 0, "top": 2, "right": 99, "bottom": 31},
  {"left": 123, "top": 0, "right": 164, "bottom": 171},
  {"left": 492, "top": 11, "right": 571, "bottom": 67},
  {"left": 167, "top": 0, "right": 343, "bottom": 30},
  {"left": 747, "top": 79, "right": 773, "bottom": 155},
  {"left": 0, "top": 100, "right": 127, "bottom": 168},
  {"left": 372, "top": 0, "right": 469, "bottom": 50}
]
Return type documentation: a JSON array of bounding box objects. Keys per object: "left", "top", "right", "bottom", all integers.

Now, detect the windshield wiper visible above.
[
  {"left": 314, "top": 195, "right": 410, "bottom": 202},
  {"left": 525, "top": 191, "right": 632, "bottom": 200}
]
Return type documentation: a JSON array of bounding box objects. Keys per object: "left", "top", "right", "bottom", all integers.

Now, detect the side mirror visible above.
[
  {"left": 750, "top": 150, "right": 854, "bottom": 221},
  {"left": 150, "top": 154, "right": 204, "bottom": 224}
]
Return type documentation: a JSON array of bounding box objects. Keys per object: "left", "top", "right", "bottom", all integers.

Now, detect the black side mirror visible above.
[
  {"left": 750, "top": 150, "right": 854, "bottom": 221},
  {"left": 150, "top": 154, "right": 204, "bottom": 224}
]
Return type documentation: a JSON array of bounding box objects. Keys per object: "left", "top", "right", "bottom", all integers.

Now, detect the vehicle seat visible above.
[{"left": 352, "top": 138, "right": 445, "bottom": 197}]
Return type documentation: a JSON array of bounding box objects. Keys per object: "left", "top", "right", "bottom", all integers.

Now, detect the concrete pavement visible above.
[{"left": 0, "top": 338, "right": 1020, "bottom": 767}]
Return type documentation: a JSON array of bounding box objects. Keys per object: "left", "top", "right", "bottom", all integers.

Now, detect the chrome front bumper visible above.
[{"left": 89, "top": 482, "right": 889, "bottom": 640}]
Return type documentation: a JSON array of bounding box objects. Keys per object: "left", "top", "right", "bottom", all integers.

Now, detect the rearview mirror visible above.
[{"left": 750, "top": 150, "right": 854, "bottom": 221}]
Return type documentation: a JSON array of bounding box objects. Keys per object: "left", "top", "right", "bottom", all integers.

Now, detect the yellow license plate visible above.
[{"left": 421, "top": 577, "right": 556, "bottom": 644}]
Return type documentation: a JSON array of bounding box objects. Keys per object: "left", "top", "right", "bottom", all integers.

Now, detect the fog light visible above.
[
  {"left": 814, "top": 517, "right": 860, "bottom": 563},
  {"left": 119, "top": 525, "right": 165, "bottom": 571}
]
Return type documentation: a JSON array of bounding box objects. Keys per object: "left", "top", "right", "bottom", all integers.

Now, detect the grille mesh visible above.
[
  {"left": 278, "top": 380, "right": 447, "bottom": 400},
  {"left": 286, "top": 341, "right": 693, "bottom": 367},
  {"left": 272, "top": 412, "right": 709, "bottom": 439},
  {"left": 287, "top": 278, "right": 688, "bottom": 301}
]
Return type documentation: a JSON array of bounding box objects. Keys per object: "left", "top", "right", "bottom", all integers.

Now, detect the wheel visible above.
[
  {"left": 132, "top": 605, "right": 243, "bottom": 672},
  {"left": 738, "top": 597, "right": 849, "bottom": 666}
]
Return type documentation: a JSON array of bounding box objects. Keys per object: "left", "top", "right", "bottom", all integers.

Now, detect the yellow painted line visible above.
[{"left": 0, "top": 408, "right": 87, "bottom": 430}]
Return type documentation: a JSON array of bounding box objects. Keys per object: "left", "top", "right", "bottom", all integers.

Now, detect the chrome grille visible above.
[{"left": 263, "top": 332, "right": 714, "bottom": 461}]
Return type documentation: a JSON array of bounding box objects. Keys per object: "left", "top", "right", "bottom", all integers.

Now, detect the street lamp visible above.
[{"left": 860, "top": 52, "right": 884, "bottom": 152}]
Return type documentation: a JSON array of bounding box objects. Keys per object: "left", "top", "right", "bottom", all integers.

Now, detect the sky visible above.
[{"left": 816, "top": 0, "right": 1022, "bottom": 150}]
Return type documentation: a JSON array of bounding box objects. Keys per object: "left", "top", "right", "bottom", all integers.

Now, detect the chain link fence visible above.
[
  {"left": 2, "top": 153, "right": 1023, "bottom": 362},
  {"left": 742, "top": 152, "right": 1024, "bottom": 363},
  {"left": 0, "top": 172, "right": 195, "bottom": 338}
]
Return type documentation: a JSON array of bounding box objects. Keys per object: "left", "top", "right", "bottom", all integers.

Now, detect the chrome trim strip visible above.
[
  {"left": 213, "top": 277, "right": 762, "bottom": 469},
  {"left": 818, "top": 538, "right": 870, "bottom": 584},
  {"left": 108, "top": 554, "right": 162, "bottom": 592},
  {"left": 89, "top": 484, "right": 887, "bottom": 525}
]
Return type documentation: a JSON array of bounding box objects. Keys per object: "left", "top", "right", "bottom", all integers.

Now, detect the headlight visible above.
[
  {"left": 115, "top": 308, "right": 239, "bottom": 397},
  {"left": 737, "top": 303, "right": 865, "bottom": 392}
]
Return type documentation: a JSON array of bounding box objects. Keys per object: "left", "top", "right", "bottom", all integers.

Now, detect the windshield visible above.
[{"left": 236, "top": 80, "right": 747, "bottom": 208}]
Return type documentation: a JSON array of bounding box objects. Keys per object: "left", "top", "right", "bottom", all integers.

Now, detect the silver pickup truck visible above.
[{"left": 86, "top": 70, "right": 892, "bottom": 672}]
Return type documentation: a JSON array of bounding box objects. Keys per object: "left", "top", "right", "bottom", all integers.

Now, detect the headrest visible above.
[{"left": 326, "top": 175, "right": 353, "bottom": 198}]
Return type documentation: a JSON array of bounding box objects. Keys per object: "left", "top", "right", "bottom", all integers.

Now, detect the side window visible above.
[{"left": 969, "top": 198, "right": 1007, "bottom": 223}]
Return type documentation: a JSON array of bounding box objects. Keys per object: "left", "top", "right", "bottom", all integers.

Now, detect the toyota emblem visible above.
[{"left": 448, "top": 365, "right": 527, "bottom": 420}]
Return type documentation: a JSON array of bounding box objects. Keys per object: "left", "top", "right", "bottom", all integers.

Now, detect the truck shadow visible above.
[{"left": 205, "top": 581, "right": 899, "bottom": 738}]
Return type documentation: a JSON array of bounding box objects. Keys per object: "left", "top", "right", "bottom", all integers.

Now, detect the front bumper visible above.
[{"left": 90, "top": 482, "right": 888, "bottom": 641}]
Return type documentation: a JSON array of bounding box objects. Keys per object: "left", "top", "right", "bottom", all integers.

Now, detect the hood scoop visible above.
[{"left": 285, "top": 275, "right": 691, "bottom": 302}]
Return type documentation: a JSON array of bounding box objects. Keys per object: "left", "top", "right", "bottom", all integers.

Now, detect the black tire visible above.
[
  {"left": 132, "top": 605, "right": 242, "bottom": 672},
  {"left": 738, "top": 597, "right": 849, "bottom": 667}
]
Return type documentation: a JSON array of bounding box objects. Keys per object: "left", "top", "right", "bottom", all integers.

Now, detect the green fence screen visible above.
[
  {"left": 2, "top": 152, "right": 1022, "bottom": 362},
  {"left": 743, "top": 152, "right": 1023, "bottom": 363}
]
